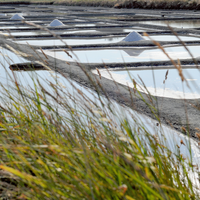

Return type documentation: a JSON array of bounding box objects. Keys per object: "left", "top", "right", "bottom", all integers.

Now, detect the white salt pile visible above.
[
  {"left": 49, "top": 19, "right": 65, "bottom": 27},
  {"left": 122, "top": 31, "right": 145, "bottom": 42},
  {"left": 10, "top": 14, "right": 24, "bottom": 20}
]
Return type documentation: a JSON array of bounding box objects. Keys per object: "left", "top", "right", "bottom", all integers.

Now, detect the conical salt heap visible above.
[
  {"left": 10, "top": 14, "right": 24, "bottom": 20},
  {"left": 49, "top": 19, "right": 65, "bottom": 27},
  {"left": 122, "top": 31, "right": 145, "bottom": 42}
]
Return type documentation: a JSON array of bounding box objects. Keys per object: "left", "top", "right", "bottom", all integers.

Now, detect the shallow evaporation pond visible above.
[
  {"left": 16, "top": 37, "right": 124, "bottom": 46},
  {"left": 97, "top": 22, "right": 119, "bottom": 26},
  {"left": 0, "top": 47, "right": 199, "bottom": 166},
  {"left": 28, "top": 21, "right": 44, "bottom": 23},
  {"left": 4, "top": 31, "right": 50, "bottom": 36},
  {"left": 74, "top": 19, "right": 86, "bottom": 22},
  {"left": 8, "top": 30, "right": 98, "bottom": 36},
  {"left": 7, "top": 13, "right": 29, "bottom": 16},
  {"left": 95, "top": 68, "right": 200, "bottom": 99},
  {"left": 123, "top": 28, "right": 159, "bottom": 32},
  {"left": 43, "top": 45, "right": 200, "bottom": 63},
  {"left": 63, "top": 30, "right": 97, "bottom": 34},
  {"left": 144, "top": 35, "right": 200, "bottom": 41},
  {"left": 140, "top": 20, "right": 200, "bottom": 28},
  {"left": 97, "top": 28, "right": 153, "bottom": 33},
  {"left": 0, "top": 26, "right": 31, "bottom": 29},
  {"left": 74, "top": 23, "right": 96, "bottom": 27}
]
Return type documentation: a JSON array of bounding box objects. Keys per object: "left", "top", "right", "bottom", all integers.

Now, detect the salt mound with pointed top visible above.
[
  {"left": 49, "top": 19, "right": 65, "bottom": 27},
  {"left": 122, "top": 31, "right": 145, "bottom": 42},
  {"left": 10, "top": 14, "right": 24, "bottom": 20}
]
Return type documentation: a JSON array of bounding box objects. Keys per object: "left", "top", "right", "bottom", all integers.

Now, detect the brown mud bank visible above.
[
  {"left": 2, "top": 0, "right": 200, "bottom": 10},
  {"left": 114, "top": 0, "right": 200, "bottom": 10},
  {"left": 55, "top": 0, "right": 200, "bottom": 10},
  {"left": 44, "top": 0, "right": 200, "bottom": 10}
]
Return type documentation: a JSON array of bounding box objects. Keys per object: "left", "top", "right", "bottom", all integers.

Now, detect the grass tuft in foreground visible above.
[
  {"left": 0, "top": 23, "right": 199, "bottom": 199},
  {"left": 0, "top": 53, "right": 198, "bottom": 199}
]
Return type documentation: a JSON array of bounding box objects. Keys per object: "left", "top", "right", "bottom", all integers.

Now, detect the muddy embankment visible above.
[
  {"left": 55, "top": 0, "right": 200, "bottom": 10},
  {"left": 2, "top": 0, "right": 200, "bottom": 10}
]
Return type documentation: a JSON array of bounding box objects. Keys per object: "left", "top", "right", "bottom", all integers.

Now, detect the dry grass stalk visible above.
[
  {"left": 63, "top": 49, "right": 72, "bottom": 58},
  {"left": 181, "top": 126, "right": 187, "bottom": 133},
  {"left": 180, "top": 139, "right": 185, "bottom": 146},
  {"left": 96, "top": 68, "right": 101, "bottom": 79},
  {"left": 40, "top": 48, "right": 49, "bottom": 60},
  {"left": 177, "top": 59, "right": 184, "bottom": 82},
  {"left": 195, "top": 132, "right": 200, "bottom": 140},
  {"left": 163, "top": 69, "right": 169, "bottom": 84}
]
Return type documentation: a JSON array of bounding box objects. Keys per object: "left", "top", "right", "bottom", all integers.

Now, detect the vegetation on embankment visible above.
[{"left": 1, "top": 0, "right": 200, "bottom": 10}]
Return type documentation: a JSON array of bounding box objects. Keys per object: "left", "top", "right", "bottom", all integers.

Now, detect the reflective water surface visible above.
[
  {"left": 74, "top": 23, "right": 96, "bottom": 27},
  {"left": 16, "top": 37, "right": 124, "bottom": 46},
  {"left": 43, "top": 45, "right": 200, "bottom": 63},
  {"left": 144, "top": 35, "right": 200, "bottom": 41},
  {"left": 8, "top": 29, "right": 97, "bottom": 36},
  {"left": 0, "top": 26, "right": 31, "bottom": 29},
  {"left": 123, "top": 28, "right": 155, "bottom": 32},
  {"left": 140, "top": 20, "right": 200, "bottom": 28},
  {"left": 96, "top": 68, "right": 200, "bottom": 99}
]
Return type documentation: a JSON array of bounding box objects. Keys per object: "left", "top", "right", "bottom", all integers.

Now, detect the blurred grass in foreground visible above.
[
  {"left": 0, "top": 55, "right": 198, "bottom": 200},
  {"left": 0, "top": 22, "right": 199, "bottom": 199}
]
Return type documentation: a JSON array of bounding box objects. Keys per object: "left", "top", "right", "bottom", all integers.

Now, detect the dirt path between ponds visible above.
[{"left": 0, "top": 35, "right": 199, "bottom": 140}]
